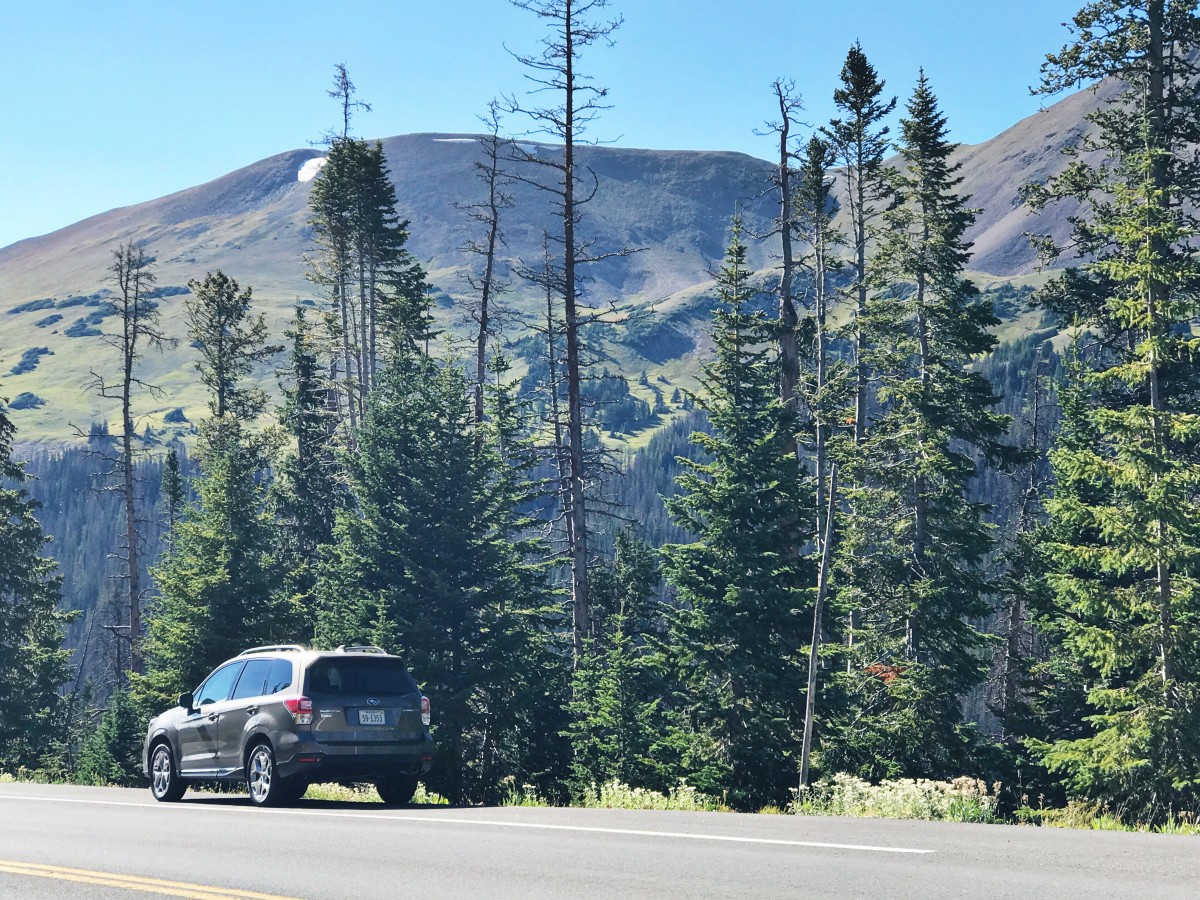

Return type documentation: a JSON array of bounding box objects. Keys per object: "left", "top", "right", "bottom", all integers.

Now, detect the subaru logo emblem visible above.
[{"left": 367, "top": 698, "right": 381, "bottom": 706}]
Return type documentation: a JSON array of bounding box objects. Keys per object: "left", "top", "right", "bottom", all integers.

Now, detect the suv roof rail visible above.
[
  {"left": 238, "top": 644, "right": 308, "bottom": 657},
  {"left": 333, "top": 644, "right": 388, "bottom": 655}
]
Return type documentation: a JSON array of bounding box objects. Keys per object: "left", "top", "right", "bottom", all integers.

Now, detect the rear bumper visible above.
[{"left": 279, "top": 732, "right": 434, "bottom": 782}]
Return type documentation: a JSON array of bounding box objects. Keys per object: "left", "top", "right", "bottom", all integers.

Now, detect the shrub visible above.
[
  {"left": 578, "top": 779, "right": 726, "bottom": 812},
  {"left": 796, "top": 773, "right": 999, "bottom": 823},
  {"left": 9, "top": 347, "right": 52, "bottom": 376},
  {"left": 7, "top": 298, "right": 56, "bottom": 315},
  {"left": 64, "top": 319, "right": 103, "bottom": 338},
  {"left": 7, "top": 392, "right": 45, "bottom": 410},
  {"left": 74, "top": 692, "right": 145, "bottom": 787}
]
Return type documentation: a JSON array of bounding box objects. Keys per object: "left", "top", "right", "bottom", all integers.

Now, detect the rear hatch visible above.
[{"left": 305, "top": 656, "right": 425, "bottom": 745}]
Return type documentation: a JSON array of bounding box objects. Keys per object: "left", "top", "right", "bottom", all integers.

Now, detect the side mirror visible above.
[{"left": 179, "top": 692, "right": 194, "bottom": 712}]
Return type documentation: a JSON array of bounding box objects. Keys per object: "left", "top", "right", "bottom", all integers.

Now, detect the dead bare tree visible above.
[
  {"left": 759, "top": 80, "right": 805, "bottom": 448},
  {"left": 457, "top": 100, "right": 516, "bottom": 427},
  {"left": 87, "top": 241, "right": 174, "bottom": 674},
  {"left": 505, "top": 0, "right": 630, "bottom": 663}
]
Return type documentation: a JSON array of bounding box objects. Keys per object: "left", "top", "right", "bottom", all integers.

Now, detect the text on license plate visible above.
[{"left": 358, "top": 710, "right": 386, "bottom": 725}]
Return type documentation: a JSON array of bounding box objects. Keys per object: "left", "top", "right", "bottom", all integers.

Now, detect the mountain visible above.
[{"left": 0, "top": 78, "right": 1110, "bottom": 442}]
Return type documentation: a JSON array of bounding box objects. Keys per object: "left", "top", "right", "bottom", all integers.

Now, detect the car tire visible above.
[
  {"left": 149, "top": 742, "right": 187, "bottom": 802},
  {"left": 376, "top": 774, "right": 419, "bottom": 805},
  {"left": 246, "top": 741, "right": 287, "bottom": 807}
]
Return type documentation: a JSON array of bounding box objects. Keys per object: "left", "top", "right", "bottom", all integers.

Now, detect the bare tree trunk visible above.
[
  {"left": 908, "top": 255, "right": 929, "bottom": 661},
  {"left": 1146, "top": 0, "right": 1173, "bottom": 688},
  {"left": 545, "top": 262, "right": 573, "bottom": 556},
  {"left": 474, "top": 152, "right": 503, "bottom": 427},
  {"left": 337, "top": 267, "right": 357, "bottom": 435},
  {"left": 121, "top": 320, "right": 142, "bottom": 674},
  {"left": 562, "top": 0, "right": 591, "bottom": 660},
  {"left": 772, "top": 81, "right": 800, "bottom": 452},
  {"left": 814, "top": 225, "right": 830, "bottom": 549},
  {"left": 800, "top": 465, "right": 838, "bottom": 791}
]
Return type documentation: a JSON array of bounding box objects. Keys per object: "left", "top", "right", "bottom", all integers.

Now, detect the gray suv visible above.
[{"left": 143, "top": 644, "right": 433, "bottom": 807}]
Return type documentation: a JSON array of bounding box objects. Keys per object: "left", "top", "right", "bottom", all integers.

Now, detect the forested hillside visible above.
[{"left": 3, "top": 0, "right": 1200, "bottom": 825}]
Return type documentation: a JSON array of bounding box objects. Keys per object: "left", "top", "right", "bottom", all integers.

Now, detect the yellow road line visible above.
[{"left": 0, "top": 860, "right": 305, "bottom": 900}]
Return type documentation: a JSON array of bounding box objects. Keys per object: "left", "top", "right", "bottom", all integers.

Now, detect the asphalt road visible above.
[{"left": 0, "top": 782, "right": 1196, "bottom": 898}]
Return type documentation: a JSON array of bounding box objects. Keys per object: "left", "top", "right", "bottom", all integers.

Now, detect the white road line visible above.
[{"left": 0, "top": 792, "right": 935, "bottom": 855}]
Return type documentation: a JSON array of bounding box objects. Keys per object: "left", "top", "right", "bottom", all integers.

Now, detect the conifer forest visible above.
[{"left": 7, "top": 0, "right": 1200, "bottom": 824}]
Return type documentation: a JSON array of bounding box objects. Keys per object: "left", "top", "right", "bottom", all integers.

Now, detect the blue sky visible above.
[{"left": 1, "top": 1, "right": 1081, "bottom": 250}]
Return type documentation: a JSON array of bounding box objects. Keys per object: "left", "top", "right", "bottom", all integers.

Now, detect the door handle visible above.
[
  {"left": 245, "top": 706, "right": 258, "bottom": 715},
  {"left": 207, "top": 713, "right": 218, "bottom": 722}
]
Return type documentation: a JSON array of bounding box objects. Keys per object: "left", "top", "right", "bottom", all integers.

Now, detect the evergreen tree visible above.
[
  {"left": 141, "top": 421, "right": 285, "bottom": 707},
  {"left": 318, "top": 350, "right": 566, "bottom": 803},
  {"left": 141, "top": 275, "right": 283, "bottom": 707},
  {"left": 567, "top": 531, "right": 677, "bottom": 795},
  {"left": 0, "top": 394, "right": 72, "bottom": 772},
  {"left": 822, "top": 42, "right": 896, "bottom": 448},
  {"left": 185, "top": 270, "right": 279, "bottom": 419},
  {"left": 824, "top": 74, "right": 1008, "bottom": 780},
  {"left": 660, "top": 220, "right": 812, "bottom": 809},
  {"left": 1023, "top": 0, "right": 1200, "bottom": 816},
  {"left": 74, "top": 690, "right": 144, "bottom": 785},
  {"left": 308, "top": 133, "right": 428, "bottom": 429},
  {"left": 272, "top": 307, "right": 342, "bottom": 639},
  {"left": 161, "top": 447, "right": 186, "bottom": 533}
]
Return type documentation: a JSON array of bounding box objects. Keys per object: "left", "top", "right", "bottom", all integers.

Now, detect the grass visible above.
[{"left": 1016, "top": 799, "right": 1200, "bottom": 835}]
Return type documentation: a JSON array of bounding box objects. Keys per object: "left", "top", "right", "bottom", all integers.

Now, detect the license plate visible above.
[{"left": 358, "top": 710, "right": 386, "bottom": 725}]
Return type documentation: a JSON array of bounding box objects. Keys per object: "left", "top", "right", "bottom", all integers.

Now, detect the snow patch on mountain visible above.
[{"left": 297, "top": 157, "right": 327, "bottom": 182}]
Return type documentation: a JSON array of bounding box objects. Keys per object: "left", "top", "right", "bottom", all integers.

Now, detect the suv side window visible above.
[
  {"left": 230, "top": 658, "right": 275, "bottom": 701},
  {"left": 195, "top": 662, "right": 245, "bottom": 706},
  {"left": 266, "top": 658, "right": 292, "bottom": 695}
]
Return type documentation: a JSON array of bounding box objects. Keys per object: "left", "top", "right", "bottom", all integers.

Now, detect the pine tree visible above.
[
  {"left": 824, "top": 74, "right": 1008, "bottom": 780},
  {"left": 0, "top": 393, "right": 72, "bottom": 772},
  {"left": 141, "top": 422, "right": 285, "bottom": 707},
  {"left": 161, "top": 447, "right": 186, "bottom": 533},
  {"left": 185, "top": 270, "right": 279, "bottom": 420},
  {"left": 660, "top": 220, "right": 812, "bottom": 809},
  {"left": 308, "top": 132, "right": 428, "bottom": 430},
  {"left": 1023, "top": 0, "right": 1200, "bottom": 816},
  {"left": 140, "top": 275, "right": 283, "bottom": 707},
  {"left": 318, "top": 350, "right": 566, "bottom": 803},
  {"left": 567, "top": 531, "right": 676, "bottom": 795},
  {"left": 74, "top": 690, "right": 144, "bottom": 785},
  {"left": 822, "top": 42, "right": 896, "bottom": 448},
  {"left": 272, "top": 307, "right": 342, "bottom": 640}
]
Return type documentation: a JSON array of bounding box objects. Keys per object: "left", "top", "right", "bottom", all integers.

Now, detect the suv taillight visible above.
[
  {"left": 283, "top": 696, "right": 313, "bottom": 725},
  {"left": 421, "top": 695, "right": 431, "bottom": 726}
]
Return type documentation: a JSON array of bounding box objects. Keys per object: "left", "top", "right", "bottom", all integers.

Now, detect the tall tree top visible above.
[
  {"left": 830, "top": 40, "right": 897, "bottom": 135},
  {"left": 327, "top": 62, "right": 372, "bottom": 142}
]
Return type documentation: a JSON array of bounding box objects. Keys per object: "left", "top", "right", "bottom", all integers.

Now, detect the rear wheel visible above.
[
  {"left": 246, "top": 742, "right": 286, "bottom": 807},
  {"left": 149, "top": 742, "right": 186, "bottom": 802},
  {"left": 376, "top": 774, "right": 418, "bottom": 806}
]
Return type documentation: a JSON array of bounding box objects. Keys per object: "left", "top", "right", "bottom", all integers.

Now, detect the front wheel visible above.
[
  {"left": 149, "top": 743, "right": 186, "bottom": 802},
  {"left": 376, "top": 774, "right": 418, "bottom": 805},
  {"left": 246, "top": 742, "right": 286, "bottom": 807}
]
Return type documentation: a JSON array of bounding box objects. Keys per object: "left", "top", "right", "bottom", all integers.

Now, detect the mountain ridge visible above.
[{"left": 0, "top": 78, "right": 1108, "bottom": 441}]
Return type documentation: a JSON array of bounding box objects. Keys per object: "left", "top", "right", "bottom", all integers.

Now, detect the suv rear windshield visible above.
[{"left": 305, "top": 658, "right": 418, "bottom": 696}]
